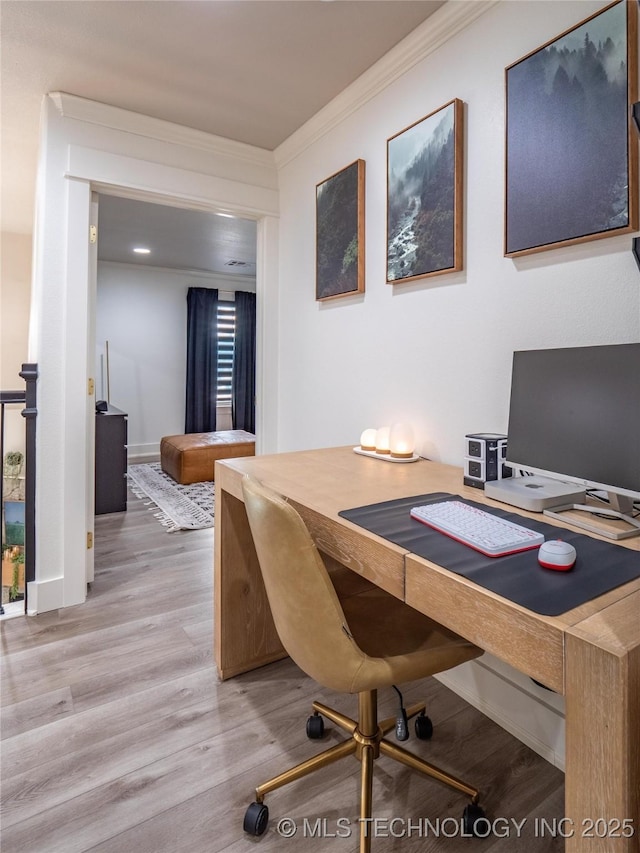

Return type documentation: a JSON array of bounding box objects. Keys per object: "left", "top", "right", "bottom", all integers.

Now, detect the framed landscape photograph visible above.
[
  {"left": 316, "top": 159, "right": 365, "bottom": 301},
  {"left": 505, "top": 0, "right": 638, "bottom": 257},
  {"left": 387, "top": 98, "right": 463, "bottom": 284}
]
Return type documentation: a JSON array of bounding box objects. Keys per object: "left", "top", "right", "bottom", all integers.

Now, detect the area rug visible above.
[{"left": 127, "top": 462, "right": 214, "bottom": 532}]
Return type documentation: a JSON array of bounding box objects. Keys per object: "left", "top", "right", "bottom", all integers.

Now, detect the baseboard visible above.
[
  {"left": 127, "top": 443, "right": 160, "bottom": 463},
  {"left": 435, "top": 654, "right": 566, "bottom": 770},
  {"left": 26, "top": 577, "right": 65, "bottom": 614}
]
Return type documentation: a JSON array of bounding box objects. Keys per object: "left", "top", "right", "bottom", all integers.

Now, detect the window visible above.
[{"left": 217, "top": 301, "right": 235, "bottom": 406}]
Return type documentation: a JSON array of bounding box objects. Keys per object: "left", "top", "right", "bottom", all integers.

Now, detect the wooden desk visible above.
[{"left": 214, "top": 446, "right": 640, "bottom": 852}]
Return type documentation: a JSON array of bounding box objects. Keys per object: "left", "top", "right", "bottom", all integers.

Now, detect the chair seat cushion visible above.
[{"left": 160, "top": 430, "right": 255, "bottom": 484}]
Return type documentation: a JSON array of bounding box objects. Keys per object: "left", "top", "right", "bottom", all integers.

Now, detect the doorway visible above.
[
  {"left": 94, "top": 193, "right": 258, "bottom": 464},
  {"left": 29, "top": 125, "right": 279, "bottom": 613}
]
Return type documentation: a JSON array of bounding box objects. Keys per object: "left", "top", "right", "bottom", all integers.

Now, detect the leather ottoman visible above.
[{"left": 160, "top": 430, "right": 255, "bottom": 485}]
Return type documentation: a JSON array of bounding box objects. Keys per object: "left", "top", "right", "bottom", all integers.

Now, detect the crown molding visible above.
[
  {"left": 49, "top": 92, "right": 276, "bottom": 170},
  {"left": 274, "top": 0, "right": 499, "bottom": 168}
]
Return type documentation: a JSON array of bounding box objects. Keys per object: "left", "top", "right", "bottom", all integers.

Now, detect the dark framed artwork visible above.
[
  {"left": 505, "top": 0, "right": 638, "bottom": 257},
  {"left": 316, "top": 159, "right": 365, "bottom": 301},
  {"left": 387, "top": 98, "right": 463, "bottom": 283}
]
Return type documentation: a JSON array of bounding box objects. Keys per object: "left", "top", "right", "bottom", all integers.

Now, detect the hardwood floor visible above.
[{"left": 1, "top": 489, "right": 564, "bottom": 852}]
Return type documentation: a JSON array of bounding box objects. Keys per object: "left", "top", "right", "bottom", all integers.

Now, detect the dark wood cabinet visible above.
[{"left": 95, "top": 405, "right": 127, "bottom": 515}]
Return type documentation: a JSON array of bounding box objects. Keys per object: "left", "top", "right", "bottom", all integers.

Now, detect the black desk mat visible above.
[{"left": 339, "top": 493, "right": 640, "bottom": 616}]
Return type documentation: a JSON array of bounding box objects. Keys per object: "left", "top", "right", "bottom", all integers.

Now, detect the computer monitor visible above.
[{"left": 504, "top": 342, "right": 640, "bottom": 540}]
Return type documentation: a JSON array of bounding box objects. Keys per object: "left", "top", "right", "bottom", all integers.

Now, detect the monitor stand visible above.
[
  {"left": 544, "top": 493, "right": 640, "bottom": 541},
  {"left": 484, "top": 475, "right": 586, "bottom": 513}
]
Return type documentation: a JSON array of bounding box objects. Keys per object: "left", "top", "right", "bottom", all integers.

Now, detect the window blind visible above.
[{"left": 217, "top": 302, "right": 235, "bottom": 405}]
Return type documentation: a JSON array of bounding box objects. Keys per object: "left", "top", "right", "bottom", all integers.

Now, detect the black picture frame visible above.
[
  {"left": 386, "top": 99, "right": 463, "bottom": 283},
  {"left": 315, "top": 159, "right": 365, "bottom": 301},
  {"left": 505, "top": 0, "right": 638, "bottom": 257}
]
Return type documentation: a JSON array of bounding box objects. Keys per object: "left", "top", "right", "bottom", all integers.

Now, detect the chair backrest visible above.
[{"left": 241, "top": 475, "right": 369, "bottom": 692}]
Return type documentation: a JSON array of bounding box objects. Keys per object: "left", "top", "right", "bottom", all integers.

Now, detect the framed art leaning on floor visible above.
[{"left": 505, "top": 0, "right": 638, "bottom": 257}]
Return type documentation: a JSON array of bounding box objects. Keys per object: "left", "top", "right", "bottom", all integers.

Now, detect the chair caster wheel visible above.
[
  {"left": 462, "top": 803, "right": 488, "bottom": 837},
  {"left": 244, "top": 801, "right": 269, "bottom": 836},
  {"left": 306, "top": 712, "right": 324, "bottom": 739},
  {"left": 414, "top": 712, "right": 433, "bottom": 740}
]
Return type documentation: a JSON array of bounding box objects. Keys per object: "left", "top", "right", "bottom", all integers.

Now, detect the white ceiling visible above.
[
  {"left": 97, "top": 194, "right": 258, "bottom": 276},
  {"left": 1, "top": 0, "right": 444, "bottom": 273}
]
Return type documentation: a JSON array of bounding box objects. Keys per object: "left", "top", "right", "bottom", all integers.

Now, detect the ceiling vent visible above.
[{"left": 225, "top": 259, "right": 249, "bottom": 267}]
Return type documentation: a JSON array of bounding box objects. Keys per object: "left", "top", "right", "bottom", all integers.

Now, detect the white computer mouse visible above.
[{"left": 538, "top": 539, "right": 577, "bottom": 571}]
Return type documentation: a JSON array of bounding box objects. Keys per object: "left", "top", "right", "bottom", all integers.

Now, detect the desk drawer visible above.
[{"left": 405, "top": 555, "right": 565, "bottom": 694}]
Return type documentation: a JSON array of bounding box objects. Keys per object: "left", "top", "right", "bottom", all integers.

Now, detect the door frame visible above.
[{"left": 31, "top": 135, "right": 279, "bottom": 612}]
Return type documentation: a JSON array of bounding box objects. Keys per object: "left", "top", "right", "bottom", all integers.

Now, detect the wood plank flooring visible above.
[{"left": 1, "top": 487, "right": 564, "bottom": 852}]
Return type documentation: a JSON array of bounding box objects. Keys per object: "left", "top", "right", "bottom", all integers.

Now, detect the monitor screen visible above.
[{"left": 506, "top": 343, "right": 640, "bottom": 502}]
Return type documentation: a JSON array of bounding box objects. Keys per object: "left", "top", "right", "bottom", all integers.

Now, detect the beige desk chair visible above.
[{"left": 241, "top": 475, "right": 486, "bottom": 851}]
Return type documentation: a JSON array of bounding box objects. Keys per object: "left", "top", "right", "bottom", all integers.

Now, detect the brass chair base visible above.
[{"left": 247, "top": 689, "right": 480, "bottom": 853}]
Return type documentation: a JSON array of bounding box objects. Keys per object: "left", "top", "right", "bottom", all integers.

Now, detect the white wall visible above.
[
  {"left": 273, "top": 0, "right": 639, "bottom": 768},
  {"left": 275, "top": 0, "right": 639, "bottom": 462},
  {"left": 96, "top": 262, "right": 255, "bottom": 458}
]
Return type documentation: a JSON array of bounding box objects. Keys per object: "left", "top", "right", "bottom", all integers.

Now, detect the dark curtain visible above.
[
  {"left": 232, "top": 291, "right": 256, "bottom": 433},
  {"left": 185, "top": 287, "right": 218, "bottom": 433}
]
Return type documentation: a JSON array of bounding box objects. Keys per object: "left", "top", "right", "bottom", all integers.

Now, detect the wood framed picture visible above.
[
  {"left": 387, "top": 98, "right": 463, "bottom": 284},
  {"left": 316, "top": 159, "right": 365, "bottom": 301},
  {"left": 505, "top": 0, "right": 638, "bottom": 257}
]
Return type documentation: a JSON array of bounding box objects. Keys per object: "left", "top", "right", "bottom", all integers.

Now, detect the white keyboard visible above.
[{"left": 410, "top": 500, "right": 544, "bottom": 557}]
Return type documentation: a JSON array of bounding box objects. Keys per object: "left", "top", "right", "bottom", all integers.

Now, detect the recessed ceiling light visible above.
[{"left": 133, "top": 247, "right": 151, "bottom": 254}]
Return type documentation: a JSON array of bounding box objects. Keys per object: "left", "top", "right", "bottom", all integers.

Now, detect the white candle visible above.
[
  {"left": 375, "top": 426, "right": 391, "bottom": 455},
  {"left": 389, "top": 423, "right": 414, "bottom": 459},
  {"left": 359, "top": 428, "right": 377, "bottom": 452}
]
